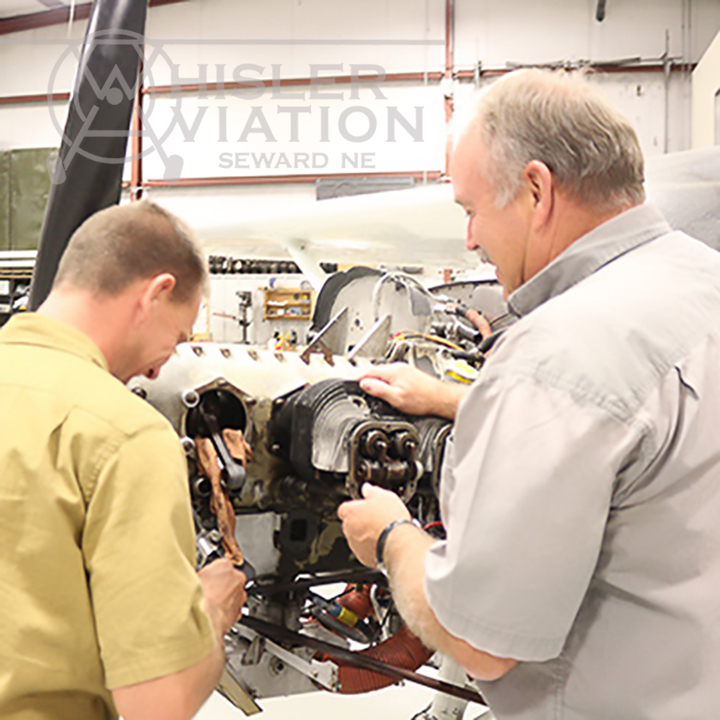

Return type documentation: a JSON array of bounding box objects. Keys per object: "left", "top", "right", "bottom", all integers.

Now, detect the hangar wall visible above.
[
  {"left": 0, "top": 0, "right": 719, "bottom": 257},
  {"left": 2, "top": 0, "right": 720, "bottom": 158}
]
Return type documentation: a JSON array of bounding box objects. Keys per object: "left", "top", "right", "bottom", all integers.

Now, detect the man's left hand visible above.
[{"left": 338, "top": 484, "right": 411, "bottom": 568}]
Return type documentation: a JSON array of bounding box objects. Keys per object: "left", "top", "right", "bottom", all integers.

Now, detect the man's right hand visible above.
[
  {"left": 359, "top": 363, "right": 467, "bottom": 420},
  {"left": 113, "top": 559, "right": 246, "bottom": 720},
  {"left": 198, "top": 558, "right": 246, "bottom": 639}
]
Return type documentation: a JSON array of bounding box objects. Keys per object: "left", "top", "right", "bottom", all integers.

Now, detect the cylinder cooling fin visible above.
[{"left": 268, "top": 379, "right": 437, "bottom": 502}]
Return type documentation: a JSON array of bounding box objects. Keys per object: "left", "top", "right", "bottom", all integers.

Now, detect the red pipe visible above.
[
  {"left": 331, "top": 624, "right": 433, "bottom": 694},
  {"left": 443, "top": 0, "right": 455, "bottom": 177},
  {"left": 143, "top": 72, "right": 444, "bottom": 97},
  {"left": 0, "top": 92, "right": 70, "bottom": 106},
  {"left": 143, "top": 170, "right": 444, "bottom": 188},
  {"left": 130, "top": 61, "right": 144, "bottom": 201},
  {"left": 443, "top": 0, "right": 455, "bottom": 284},
  {"left": 454, "top": 62, "right": 696, "bottom": 80},
  {"left": 445, "top": 0, "right": 455, "bottom": 77},
  {"left": 316, "top": 584, "right": 434, "bottom": 694},
  {"left": 0, "top": 65, "right": 692, "bottom": 108}
]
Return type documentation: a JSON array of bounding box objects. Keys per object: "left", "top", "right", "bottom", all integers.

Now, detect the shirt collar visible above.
[
  {"left": 0, "top": 312, "right": 110, "bottom": 372},
  {"left": 507, "top": 203, "right": 672, "bottom": 318}
]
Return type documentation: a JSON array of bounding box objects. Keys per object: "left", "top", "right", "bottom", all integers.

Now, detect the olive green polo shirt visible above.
[{"left": 0, "top": 313, "right": 216, "bottom": 720}]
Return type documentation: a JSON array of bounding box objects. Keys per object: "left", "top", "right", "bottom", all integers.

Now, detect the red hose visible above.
[
  {"left": 336, "top": 584, "right": 374, "bottom": 620},
  {"left": 327, "top": 624, "right": 433, "bottom": 694},
  {"left": 318, "top": 585, "right": 433, "bottom": 694}
]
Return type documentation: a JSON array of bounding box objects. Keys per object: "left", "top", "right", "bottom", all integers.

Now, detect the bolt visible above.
[
  {"left": 269, "top": 657, "right": 286, "bottom": 675},
  {"left": 182, "top": 390, "right": 200, "bottom": 408},
  {"left": 355, "top": 459, "right": 375, "bottom": 482},
  {"left": 208, "top": 530, "right": 222, "bottom": 544}
]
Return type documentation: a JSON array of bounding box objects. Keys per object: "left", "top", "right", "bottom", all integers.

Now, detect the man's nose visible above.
[{"left": 465, "top": 223, "right": 477, "bottom": 251}]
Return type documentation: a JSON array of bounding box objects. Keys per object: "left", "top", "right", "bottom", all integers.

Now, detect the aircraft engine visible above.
[{"left": 128, "top": 343, "right": 457, "bottom": 713}]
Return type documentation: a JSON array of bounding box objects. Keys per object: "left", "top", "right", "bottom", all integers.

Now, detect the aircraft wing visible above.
[
  {"left": 179, "top": 181, "right": 472, "bottom": 270},
  {"left": 644, "top": 146, "right": 720, "bottom": 252},
  {"left": 159, "top": 146, "right": 720, "bottom": 277}
]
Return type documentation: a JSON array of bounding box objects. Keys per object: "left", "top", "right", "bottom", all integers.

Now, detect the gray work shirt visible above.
[{"left": 425, "top": 204, "right": 720, "bottom": 719}]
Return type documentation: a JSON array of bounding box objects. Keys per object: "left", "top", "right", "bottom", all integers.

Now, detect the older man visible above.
[
  {"left": 339, "top": 69, "right": 720, "bottom": 719},
  {"left": 0, "top": 201, "right": 246, "bottom": 720}
]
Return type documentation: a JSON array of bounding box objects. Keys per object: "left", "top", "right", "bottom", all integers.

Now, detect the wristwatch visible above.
[{"left": 375, "top": 518, "right": 422, "bottom": 573}]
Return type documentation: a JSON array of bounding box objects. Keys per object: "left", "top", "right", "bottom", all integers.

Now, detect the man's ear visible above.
[
  {"left": 136, "top": 273, "right": 177, "bottom": 319},
  {"left": 524, "top": 160, "right": 554, "bottom": 227}
]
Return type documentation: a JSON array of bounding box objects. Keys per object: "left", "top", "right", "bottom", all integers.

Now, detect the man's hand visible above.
[
  {"left": 359, "top": 363, "right": 466, "bottom": 420},
  {"left": 198, "top": 558, "right": 246, "bottom": 639},
  {"left": 338, "top": 484, "right": 411, "bottom": 567},
  {"left": 113, "top": 560, "right": 247, "bottom": 720},
  {"left": 339, "top": 485, "right": 518, "bottom": 683}
]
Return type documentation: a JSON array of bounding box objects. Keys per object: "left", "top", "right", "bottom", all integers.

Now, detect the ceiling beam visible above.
[{"left": 0, "top": 0, "right": 188, "bottom": 36}]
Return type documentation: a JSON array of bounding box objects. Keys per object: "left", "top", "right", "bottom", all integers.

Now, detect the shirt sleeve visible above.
[
  {"left": 81, "top": 421, "right": 216, "bottom": 690},
  {"left": 425, "top": 371, "right": 644, "bottom": 662}
]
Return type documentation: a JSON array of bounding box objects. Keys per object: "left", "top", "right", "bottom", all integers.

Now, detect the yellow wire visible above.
[{"left": 390, "top": 331, "right": 463, "bottom": 352}]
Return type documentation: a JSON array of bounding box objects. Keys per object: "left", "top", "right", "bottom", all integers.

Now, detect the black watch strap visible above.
[{"left": 375, "top": 518, "right": 422, "bottom": 569}]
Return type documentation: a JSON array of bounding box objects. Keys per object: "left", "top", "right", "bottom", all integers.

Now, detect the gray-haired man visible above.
[{"left": 340, "top": 69, "right": 720, "bottom": 719}]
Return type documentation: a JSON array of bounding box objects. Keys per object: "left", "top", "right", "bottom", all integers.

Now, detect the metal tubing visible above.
[
  {"left": 0, "top": 65, "right": 695, "bottom": 108},
  {"left": 444, "top": 0, "right": 455, "bottom": 175},
  {"left": 142, "top": 71, "right": 445, "bottom": 97},
  {"left": 142, "top": 170, "right": 444, "bottom": 188},
  {"left": 596, "top": 0, "right": 607, "bottom": 22},
  {"left": 130, "top": 60, "right": 144, "bottom": 201}
]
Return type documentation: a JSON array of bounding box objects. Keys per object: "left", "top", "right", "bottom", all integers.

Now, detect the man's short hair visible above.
[
  {"left": 54, "top": 201, "right": 208, "bottom": 303},
  {"left": 474, "top": 69, "right": 646, "bottom": 211}
]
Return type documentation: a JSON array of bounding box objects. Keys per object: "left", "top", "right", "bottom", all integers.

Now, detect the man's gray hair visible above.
[{"left": 475, "top": 69, "right": 645, "bottom": 210}]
